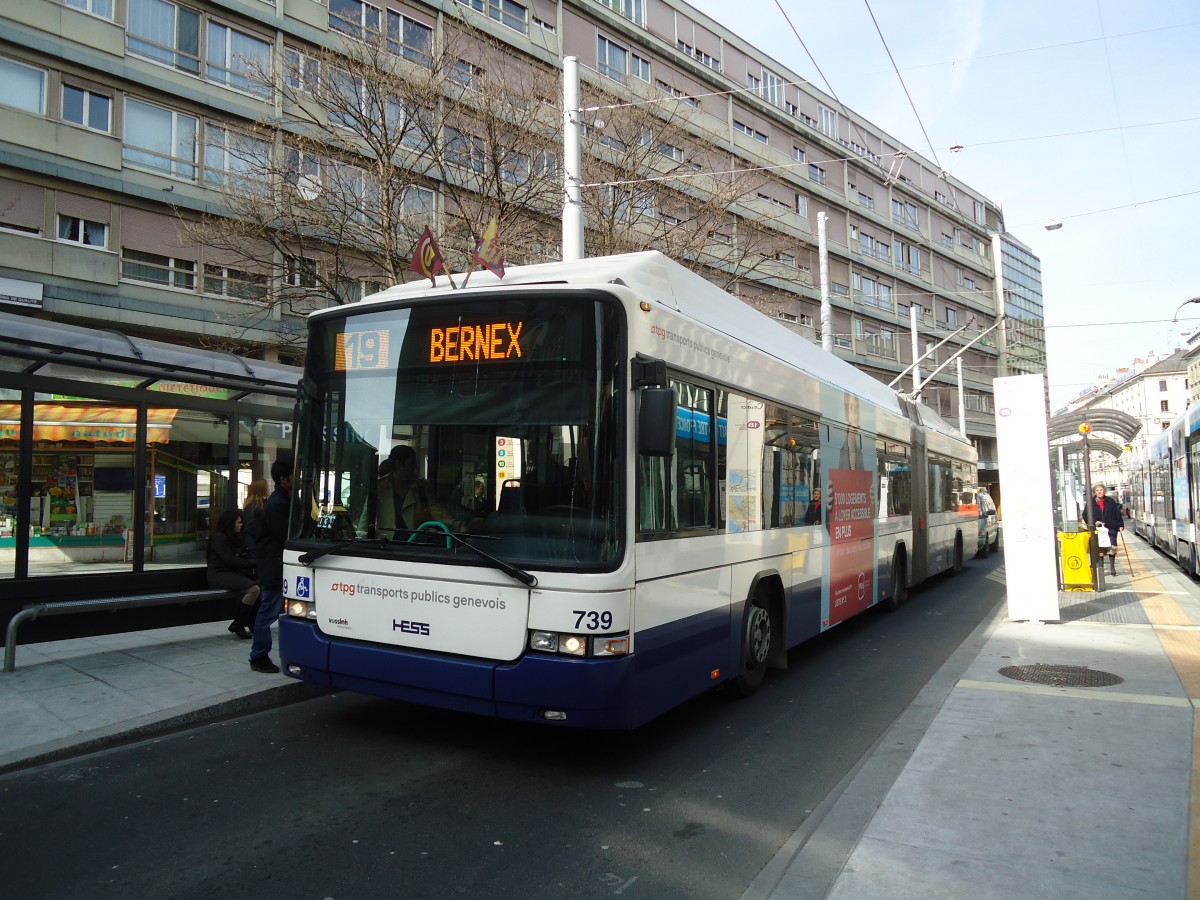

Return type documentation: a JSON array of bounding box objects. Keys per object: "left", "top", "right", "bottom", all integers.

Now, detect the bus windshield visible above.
[{"left": 292, "top": 292, "right": 625, "bottom": 570}]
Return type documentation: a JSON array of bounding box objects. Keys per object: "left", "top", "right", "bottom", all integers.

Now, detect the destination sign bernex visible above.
[{"left": 429, "top": 321, "right": 523, "bottom": 363}]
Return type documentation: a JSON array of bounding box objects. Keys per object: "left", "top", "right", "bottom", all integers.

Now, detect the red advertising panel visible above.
[{"left": 827, "top": 469, "right": 875, "bottom": 625}]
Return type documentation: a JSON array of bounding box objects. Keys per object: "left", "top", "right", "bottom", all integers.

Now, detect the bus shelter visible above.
[
  {"left": 0, "top": 311, "right": 300, "bottom": 627},
  {"left": 1048, "top": 408, "right": 1141, "bottom": 530}
]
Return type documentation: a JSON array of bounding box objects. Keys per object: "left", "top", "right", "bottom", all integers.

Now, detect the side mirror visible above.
[{"left": 638, "top": 387, "right": 677, "bottom": 457}]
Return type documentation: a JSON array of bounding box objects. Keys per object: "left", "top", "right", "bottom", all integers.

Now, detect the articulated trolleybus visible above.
[{"left": 280, "top": 251, "right": 976, "bottom": 728}]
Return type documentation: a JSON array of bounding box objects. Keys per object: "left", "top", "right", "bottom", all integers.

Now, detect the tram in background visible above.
[
  {"left": 1129, "top": 404, "right": 1200, "bottom": 575},
  {"left": 278, "top": 251, "right": 978, "bottom": 728}
]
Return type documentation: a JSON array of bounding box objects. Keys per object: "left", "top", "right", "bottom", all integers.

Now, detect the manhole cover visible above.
[{"left": 998, "top": 664, "right": 1124, "bottom": 687}]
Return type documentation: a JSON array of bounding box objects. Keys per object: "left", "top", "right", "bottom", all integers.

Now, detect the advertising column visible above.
[{"left": 994, "top": 374, "right": 1059, "bottom": 621}]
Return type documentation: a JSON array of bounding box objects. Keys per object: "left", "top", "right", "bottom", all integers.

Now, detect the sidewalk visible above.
[
  {"left": 1, "top": 535, "right": 1195, "bottom": 899},
  {"left": 0, "top": 621, "right": 321, "bottom": 773},
  {"left": 751, "top": 532, "right": 1196, "bottom": 900}
]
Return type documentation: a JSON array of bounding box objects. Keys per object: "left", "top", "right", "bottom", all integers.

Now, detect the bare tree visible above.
[
  {"left": 183, "top": 10, "right": 811, "bottom": 350},
  {"left": 577, "top": 80, "right": 792, "bottom": 290},
  {"left": 182, "top": 15, "right": 566, "bottom": 343}
]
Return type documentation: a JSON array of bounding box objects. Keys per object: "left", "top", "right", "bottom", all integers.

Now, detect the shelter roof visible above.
[
  {"left": 1048, "top": 407, "right": 1141, "bottom": 443},
  {"left": 0, "top": 311, "right": 300, "bottom": 399}
]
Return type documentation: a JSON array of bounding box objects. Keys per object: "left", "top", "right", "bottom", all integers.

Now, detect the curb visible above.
[{"left": 0, "top": 681, "right": 329, "bottom": 776}]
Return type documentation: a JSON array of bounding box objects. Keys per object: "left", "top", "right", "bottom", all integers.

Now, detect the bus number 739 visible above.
[{"left": 575, "top": 610, "right": 614, "bottom": 630}]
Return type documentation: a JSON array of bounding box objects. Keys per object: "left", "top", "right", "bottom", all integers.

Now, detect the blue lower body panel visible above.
[{"left": 280, "top": 617, "right": 647, "bottom": 728}]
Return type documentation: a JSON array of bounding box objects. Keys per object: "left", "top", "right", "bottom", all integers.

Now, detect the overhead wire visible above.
[{"left": 860, "top": 0, "right": 943, "bottom": 174}]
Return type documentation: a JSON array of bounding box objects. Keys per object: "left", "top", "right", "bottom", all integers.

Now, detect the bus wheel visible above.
[
  {"left": 950, "top": 535, "right": 964, "bottom": 575},
  {"left": 734, "top": 594, "right": 773, "bottom": 697}
]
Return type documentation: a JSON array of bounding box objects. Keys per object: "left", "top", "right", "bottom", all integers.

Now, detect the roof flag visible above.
[
  {"left": 470, "top": 216, "right": 505, "bottom": 278},
  {"left": 411, "top": 226, "right": 446, "bottom": 286}
]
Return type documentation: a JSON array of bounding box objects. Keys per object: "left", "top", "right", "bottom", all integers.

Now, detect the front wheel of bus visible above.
[{"left": 734, "top": 594, "right": 773, "bottom": 697}]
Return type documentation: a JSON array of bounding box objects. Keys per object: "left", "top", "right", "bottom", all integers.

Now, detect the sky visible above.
[{"left": 684, "top": 0, "right": 1200, "bottom": 410}]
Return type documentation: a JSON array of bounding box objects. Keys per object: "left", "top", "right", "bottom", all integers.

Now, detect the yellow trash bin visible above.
[{"left": 1059, "top": 531, "right": 1093, "bottom": 591}]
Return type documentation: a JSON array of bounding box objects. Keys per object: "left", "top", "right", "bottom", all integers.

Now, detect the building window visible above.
[
  {"left": 123, "top": 98, "right": 198, "bottom": 181},
  {"left": 62, "top": 84, "right": 112, "bottom": 132},
  {"left": 596, "top": 0, "right": 645, "bottom": 26},
  {"left": 285, "top": 148, "right": 322, "bottom": 198},
  {"left": 597, "top": 35, "right": 628, "bottom": 80},
  {"left": 65, "top": 0, "right": 115, "bottom": 18},
  {"left": 203, "top": 125, "right": 270, "bottom": 189},
  {"left": 676, "top": 40, "right": 720, "bottom": 73},
  {"left": 734, "top": 120, "right": 768, "bottom": 143},
  {"left": 57, "top": 214, "right": 108, "bottom": 248},
  {"left": 892, "top": 198, "right": 918, "bottom": 230},
  {"left": 973, "top": 200, "right": 986, "bottom": 225},
  {"left": 284, "top": 48, "right": 320, "bottom": 94},
  {"left": 1, "top": 57, "right": 46, "bottom": 115},
  {"left": 1161, "top": 400, "right": 1170, "bottom": 413},
  {"left": 445, "top": 128, "right": 486, "bottom": 173},
  {"left": 457, "top": 0, "right": 528, "bottom": 35},
  {"left": 818, "top": 105, "right": 837, "bottom": 139},
  {"left": 655, "top": 79, "right": 697, "bottom": 106},
  {"left": 792, "top": 146, "right": 805, "bottom": 163},
  {"left": 895, "top": 240, "right": 920, "bottom": 276},
  {"left": 945, "top": 308, "right": 957, "bottom": 328},
  {"left": 794, "top": 193, "right": 808, "bottom": 217},
  {"left": 285, "top": 256, "right": 317, "bottom": 288},
  {"left": 126, "top": 0, "right": 201, "bottom": 74},
  {"left": 659, "top": 142, "right": 684, "bottom": 163},
  {"left": 401, "top": 185, "right": 435, "bottom": 215},
  {"left": 386, "top": 10, "right": 433, "bottom": 64},
  {"left": 807, "top": 164, "right": 825, "bottom": 185},
  {"left": 121, "top": 248, "right": 196, "bottom": 289},
  {"left": 203, "top": 264, "right": 268, "bottom": 301},
  {"left": 631, "top": 53, "right": 651, "bottom": 82},
  {"left": 857, "top": 192, "right": 873, "bottom": 210},
  {"left": 205, "top": 21, "right": 271, "bottom": 95},
  {"left": 762, "top": 70, "right": 783, "bottom": 107},
  {"left": 1160, "top": 379, "right": 1168, "bottom": 391}
]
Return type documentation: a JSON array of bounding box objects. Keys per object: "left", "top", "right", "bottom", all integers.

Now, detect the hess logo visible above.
[{"left": 393, "top": 619, "right": 430, "bottom": 636}]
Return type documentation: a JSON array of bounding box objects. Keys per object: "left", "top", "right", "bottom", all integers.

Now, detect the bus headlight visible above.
[
  {"left": 528, "top": 630, "right": 629, "bottom": 657},
  {"left": 287, "top": 599, "right": 317, "bottom": 619}
]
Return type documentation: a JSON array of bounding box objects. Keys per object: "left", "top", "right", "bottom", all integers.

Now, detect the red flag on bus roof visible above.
[
  {"left": 410, "top": 226, "right": 445, "bottom": 286},
  {"left": 470, "top": 217, "right": 505, "bottom": 278}
]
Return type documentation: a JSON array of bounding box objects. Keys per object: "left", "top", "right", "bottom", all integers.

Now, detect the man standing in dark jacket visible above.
[
  {"left": 1087, "top": 483, "right": 1124, "bottom": 577},
  {"left": 249, "top": 458, "right": 292, "bottom": 673}
]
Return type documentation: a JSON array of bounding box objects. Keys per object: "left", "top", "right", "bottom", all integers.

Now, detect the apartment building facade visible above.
[{"left": 1, "top": 0, "right": 1012, "bottom": 466}]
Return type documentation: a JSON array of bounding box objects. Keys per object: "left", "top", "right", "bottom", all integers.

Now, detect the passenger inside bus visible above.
[{"left": 376, "top": 445, "right": 469, "bottom": 534}]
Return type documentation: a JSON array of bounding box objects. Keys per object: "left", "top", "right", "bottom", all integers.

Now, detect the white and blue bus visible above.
[{"left": 279, "top": 252, "right": 977, "bottom": 728}]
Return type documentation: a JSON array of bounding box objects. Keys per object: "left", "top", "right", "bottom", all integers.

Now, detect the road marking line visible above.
[{"left": 1124, "top": 547, "right": 1200, "bottom": 896}]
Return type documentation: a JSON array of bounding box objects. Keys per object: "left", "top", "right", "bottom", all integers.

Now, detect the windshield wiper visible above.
[
  {"left": 300, "top": 527, "right": 538, "bottom": 588},
  {"left": 296, "top": 536, "right": 393, "bottom": 566},
  {"left": 388, "top": 525, "right": 538, "bottom": 588}
]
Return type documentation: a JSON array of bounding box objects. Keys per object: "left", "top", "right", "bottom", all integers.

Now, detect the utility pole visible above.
[
  {"left": 819, "top": 212, "right": 831, "bottom": 352},
  {"left": 562, "top": 56, "right": 584, "bottom": 262}
]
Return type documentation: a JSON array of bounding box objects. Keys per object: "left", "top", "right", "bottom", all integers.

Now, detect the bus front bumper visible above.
[{"left": 279, "top": 617, "right": 640, "bottom": 728}]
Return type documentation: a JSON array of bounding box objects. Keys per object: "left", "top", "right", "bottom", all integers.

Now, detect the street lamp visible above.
[{"left": 1171, "top": 296, "right": 1200, "bottom": 322}]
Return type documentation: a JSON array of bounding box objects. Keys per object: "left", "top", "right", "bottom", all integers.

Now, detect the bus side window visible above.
[{"left": 672, "top": 381, "right": 713, "bottom": 530}]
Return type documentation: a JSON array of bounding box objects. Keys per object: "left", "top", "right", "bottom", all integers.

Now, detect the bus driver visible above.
[{"left": 376, "top": 445, "right": 467, "bottom": 535}]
